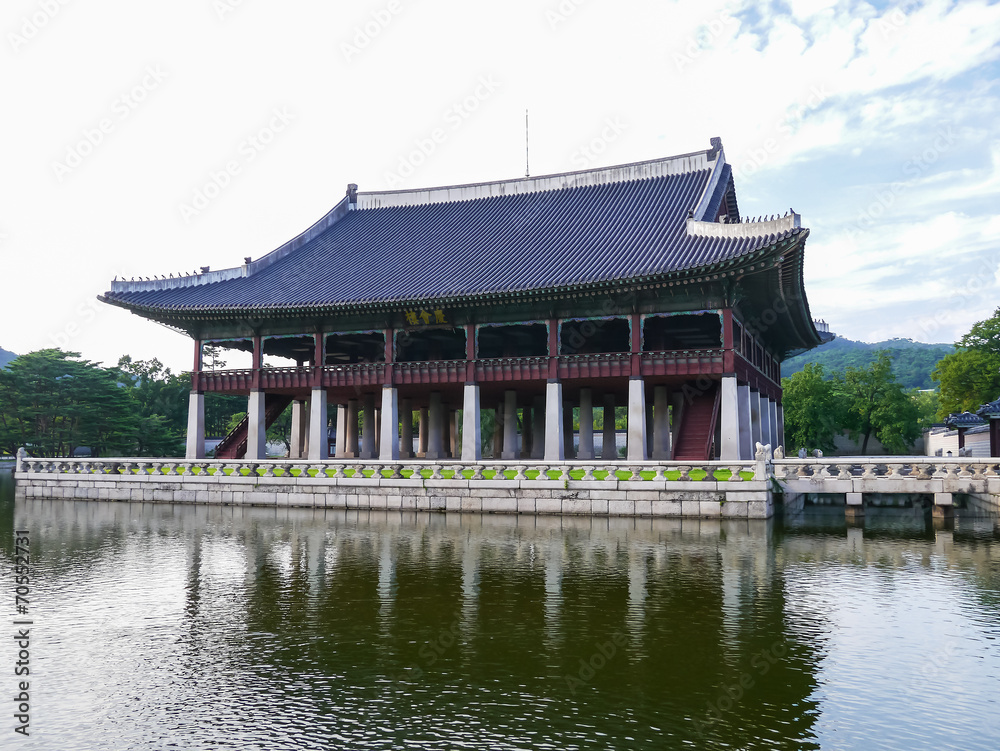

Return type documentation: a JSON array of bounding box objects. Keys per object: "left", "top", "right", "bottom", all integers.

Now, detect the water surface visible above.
[{"left": 2, "top": 473, "right": 998, "bottom": 750}]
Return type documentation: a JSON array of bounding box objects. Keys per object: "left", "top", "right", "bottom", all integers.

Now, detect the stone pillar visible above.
[
  {"left": 361, "top": 393, "right": 377, "bottom": 459},
  {"left": 400, "top": 398, "right": 413, "bottom": 458},
  {"left": 759, "top": 395, "right": 772, "bottom": 448},
  {"left": 577, "top": 388, "right": 595, "bottom": 460},
  {"left": 375, "top": 407, "right": 382, "bottom": 455},
  {"left": 670, "top": 390, "right": 686, "bottom": 459},
  {"left": 602, "top": 394, "right": 617, "bottom": 460},
  {"left": 776, "top": 402, "right": 785, "bottom": 449},
  {"left": 737, "top": 384, "right": 753, "bottom": 460},
  {"left": 335, "top": 404, "right": 347, "bottom": 458},
  {"left": 521, "top": 406, "right": 533, "bottom": 459},
  {"left": 749, "top": 389, "right": 762, "bottom": 449},
  {"left": 247, "top": 390, "right": 267, "bottom": 460},
  {"left": 719, "top": 376, "right": 740, "bottom": 460},
  {"left": 563, "top": 400, "right": 575, "bottom": 459},
  {"left": 492, "top": 402, "right": 504, "bottom": 458},
  {"left": 767, "top": 398, "right": 778, "bottom": 451},
  {"left": 501, "top": 390, "right": 518, "bottom": 460},
  {"left": 379, "top": 386, "right": 399, "bottom": 460},
  {"left": 544, "top": 381, "right": 564, "bottom": 461},
  {"left": 645, "top": 399, "right": 654, "bottom": 458},
  {"left": 462, "top": 383, "right": 481, "bottom": 461},
  {"left": 185, "top": 391, "right": 205, "bottom": 460},
  {"left": 627, "top": 377, "right": 647, "bottom": 461},
  {"left": 346, "top": 399, "right": 360, "bottom": 458},
  {"left": 652, "top": 386, "right": 670, "bottom": 460},
  {"left": 531, "top": 396, "right": 545, "bottom": 459},
  {"left": 418, "top": 407, "right": 428, "bottom": 457},
  {"left": 290, "top": 399, "right": 306, "bottom": 459},
  {"left": 302, "top": 398, "right": 311, "bottom": 457},
  {"left": 449, "top": 410, "right": 459, "bottom": 458},
  {"left": 308, "top": 388, "right": 329, "bottom": 460},
  {"left": 426, "top": 392, "right": 445, "bottom": 459}
]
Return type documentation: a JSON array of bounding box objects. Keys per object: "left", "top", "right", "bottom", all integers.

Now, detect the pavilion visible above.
[{"left": 100, "top": 137, "right": 829, "bottom": 463}]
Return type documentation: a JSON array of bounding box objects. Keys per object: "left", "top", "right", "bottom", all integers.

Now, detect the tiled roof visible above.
[
  {"left": 101, "top": 139, "right": 806, "bottom": 314},
  {"left": 945, "top": 411, "right": 986, "bottom": 429}
]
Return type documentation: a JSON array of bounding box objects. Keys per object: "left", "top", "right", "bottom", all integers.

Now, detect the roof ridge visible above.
[{"left": 355, "top": 140, "right": 723, "bottom": 210}]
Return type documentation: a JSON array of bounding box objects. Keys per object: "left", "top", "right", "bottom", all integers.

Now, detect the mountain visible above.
[
  {"left": 782, "top": 338, "right": 954, "bottom": 390},
  {"left": 0, "top": 346, "right": 17, "bottom": 369}
]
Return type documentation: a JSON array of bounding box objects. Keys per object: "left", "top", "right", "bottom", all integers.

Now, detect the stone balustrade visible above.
[
  {"left": 14, "top": 456, "right": 772, "bottom": 519},
  {"left": 773, "top": 458, "right": 1000, "bottom": 515}
]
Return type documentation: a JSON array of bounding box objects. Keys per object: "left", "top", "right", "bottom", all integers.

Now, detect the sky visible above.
[{"left": 2, "top": 0, "right": 999, "bottom": 373}]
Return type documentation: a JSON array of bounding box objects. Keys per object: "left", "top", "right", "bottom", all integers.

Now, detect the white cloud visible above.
[{"left": 2, "top": 0, "right": 1000, "bottom": 367}]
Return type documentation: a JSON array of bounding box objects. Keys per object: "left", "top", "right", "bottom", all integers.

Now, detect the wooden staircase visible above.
[
  {"left": 672, "top": 384, "right": 720, "bottom": 461},
  {"left": 214, "top": 394, "right": 294, "bottom": 459}
]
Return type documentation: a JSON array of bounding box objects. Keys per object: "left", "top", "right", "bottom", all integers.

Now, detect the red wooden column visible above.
[
  {"left": 630, "top": 312, "right": 642, "bottom": 375},
  {"left": 465, "top": 323, "right": 476, "bottom": 382},
  {"left": 191, "top": 339, "right": 202, "bottom": 392},
  {"left": 313, "top": 331, "right": 324, "bottom": 388},
  {"left": 548, "top": 319, "right": 559, "bottom": 379},
  {"left": 721, "top": 309, "right": 735, "bottom": 373},
  {"left": 251, "top": 336, "right": 263, "bottom": 390},
  {"left": 384, "top": 328, "right": 394, "bottom": 384}
]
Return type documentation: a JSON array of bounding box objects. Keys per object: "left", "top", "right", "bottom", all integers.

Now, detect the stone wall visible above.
[{"left": 13, "top": 472, "right": 775, "bottom": 519}]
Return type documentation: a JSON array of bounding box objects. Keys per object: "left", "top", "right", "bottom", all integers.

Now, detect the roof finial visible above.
[{"left": 525, "top": 109, "right": 530, "bottom": 178}]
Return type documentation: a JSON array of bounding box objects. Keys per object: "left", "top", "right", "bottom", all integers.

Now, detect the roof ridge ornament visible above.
[{"left": 687, "top": 211, "right": 802, "bottom": 239}]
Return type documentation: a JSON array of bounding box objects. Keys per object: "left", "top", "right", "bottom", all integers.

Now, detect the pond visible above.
[{"left": 1, "top": 473, "right": 998, "bottom": 750}]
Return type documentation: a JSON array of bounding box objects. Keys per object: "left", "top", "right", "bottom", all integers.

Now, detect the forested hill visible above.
[
  {"left": 0, "top": 347, "right": 17, "bottom": 368},
  {"left": 781, "top": 338, "right": 953, "bottom": 389}
]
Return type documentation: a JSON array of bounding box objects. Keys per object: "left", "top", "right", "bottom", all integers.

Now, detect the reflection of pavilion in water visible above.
[
  {"left": 20, "top": 500, "right": 1000, "bottom": 744},
  {"left": 19, "top": 501, "right": 996, "bottom": 748}
]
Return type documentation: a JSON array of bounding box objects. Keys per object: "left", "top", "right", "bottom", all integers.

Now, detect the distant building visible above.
[{"left": 101, "top": 138, "right": 829, "bottom": 462}]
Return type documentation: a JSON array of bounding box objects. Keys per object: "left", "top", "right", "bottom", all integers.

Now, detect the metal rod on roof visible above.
[{"left": 525, "top": 109, "right": 530, "bottom": 178}]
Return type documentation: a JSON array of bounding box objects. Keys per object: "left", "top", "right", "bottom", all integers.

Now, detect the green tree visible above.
[
  {"left": 781, "top": 363, "right": 841, "bottom": 453},
  {"left": 115, "top": 355, "right": 188, "bottom": 456},
  {"left": 835, "top": 351, "right": 920, "bottom": 454},
  {"left": 0, "top": 349, "right": 135, "bottom": 457},
  {"left": 912, "top": 389, "right": 940, "bottom": 430},
  {"left": 932, "top": 308, "right": 1000, "bottom": 418}
]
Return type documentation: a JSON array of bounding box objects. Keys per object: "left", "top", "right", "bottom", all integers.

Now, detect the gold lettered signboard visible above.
[{"left": 403, "top": 308, "right": 449, "bottom": 327}]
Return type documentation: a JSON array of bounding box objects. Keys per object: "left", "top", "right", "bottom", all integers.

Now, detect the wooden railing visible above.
[{"left": 195, "top": 350, "right": 737, "bottom": 391}]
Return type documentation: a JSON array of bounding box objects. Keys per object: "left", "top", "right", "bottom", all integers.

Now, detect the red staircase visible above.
[
  {"left": 672, "top": 384, "right": 720, "bottom": 461},
  {"left": 214, "top": 394, "right": 294, "bottom": 459}
]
